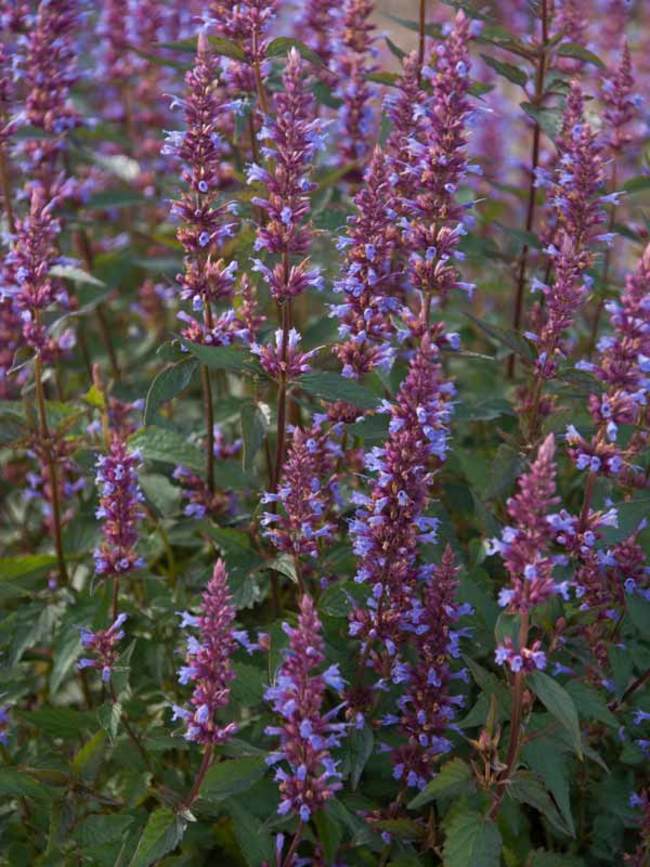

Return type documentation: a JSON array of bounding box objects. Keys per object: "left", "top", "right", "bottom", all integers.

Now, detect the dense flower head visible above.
[
  {"left": 24, "top": 432, "right": 83, "bottom": 530},
  {"left": 248, "top": 48, "right": 325, "bottom": 280},
  {"left": 208, "top": 0, "right": 278, "bottom": 91},
  {"left": 384, "top": 53, "right": 427, "bottom": 205},
  {"left": 392, "top": 547, "right": 471, "bottom": 789},
  {"left": 261, "top": 425, "right": 336, "bottom": 559},
  {"left": 396, "top": 12, "right": 477, "bottom": 308},
  {"left": 349, "top": 338, "right": 455, "bottom": 662},
  {"left": 602, "top": 41, "right": 640, "bottom": 154},
  {"left": 570, "top": 244, "right": 650, "bottom": 483},
  {"left": 295, "top": 0, "right": 335, "bottom": 68},
  {"left": 251, "top": 327, "right": 317, "bottom": 379},
  {"left": 98, "top": 0, "right": 132, "bottom": 84},
  {"left": 78, "top": 613, "right": 128, "bottom": 683},
  {"left": 332, "top": 147, "right": 402, "bottom": 379},
  {"left": 173, "top": 560, "right": 238, "bottom": 745},
  {"left": 93, "top": 436, "right": 144, "bottom": 577},
  {"left": 265, "top": 594, "right": 346, "bottom": 822},
  {"left": 495, "top": 637, "right": 547, "bottom": 673},
  {"left": 488, "top": 435, "right": 565, "bottom": 614},
  {"left": 330, "top": 0, "right": 376, "bottom": 165}
]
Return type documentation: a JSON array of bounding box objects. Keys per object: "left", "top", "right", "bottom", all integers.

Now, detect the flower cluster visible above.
[
  {"left": 93, "top": 437, "right": 144, "bottom": 577},
  {"left": 251, "top": 327, "right": 317, "bottom": 380},
  {"left": 330, "top": 0, "right": 376, "bottom": 165},
  {"left": 392, "top": 548, "right": 471, "bottom": 789},
  {"left": 0, "top": 706, "right": 10, "bottom": 745},
  {"left": 349, "top": 338, "right": 454, "bottom": 667},
  {"left": 602, "top": 40, "right": 641, "bottom": 155},
  {"left": 396, "top": 12, "right": 477, "bottom": 311},
  {"left": 265, "top": 594, "right": 346, "bottom": 822},
  {"left": 208, "top": 0, "right": 278, "bottom": 92},
  {"left": 173, "top": 560, "right": 238, "bottom": 745},
  {"left": 248, "top": 48, "right": 325, "bottom": 297},
  {"left": 166, "top": 32, "right": 238, "bottom": 343},
  {"left": 261, "top": 425, "right": 336, "bottom": 559},
  {"left": 490, "top": 435, "right": 564, "bottom": 671},
  {"left": 78, "top": 613, "right": 128, "bottom": 683},
  {"left": 332, "top": 148, "right": 401, "bottom": 378},
  {"left": 569, "top": 244, "right": 650, "bottom": 483}
]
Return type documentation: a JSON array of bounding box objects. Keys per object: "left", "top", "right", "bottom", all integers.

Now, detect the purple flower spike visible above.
[
  {"left": 93, "top": 437, "right": 144, "bottom": 578},
  {"left": 265, "top": 595, "right": 346, "bottom": 822},
  {"left": 77, "top": 614, "right": 128, "bottom": 683},
  {"left": 174, "top": 559, "right": 238, "bottom": 745}
]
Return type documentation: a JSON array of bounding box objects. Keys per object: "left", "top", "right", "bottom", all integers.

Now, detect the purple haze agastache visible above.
[
  {"left": 330, "top": 0, "right": 377, "bottom": 165},
  {"left": 78, "top": 613, "right": 128, "bottom": 683},
  {"left": 251, "top": 327, "right": 317, "bottom": 379},
  {"left": 568, "top": 244, "right": 650, "bottom": 484},
  {"left": 332, "top": 147, "right": 401, "bottom": 379},
  {"left": 393, "top": 547, "right": 471, "bottom": 789},
  {"left": 530, "top": 84, "right": 605, "bottom": 378},
  {"left": 93, "top": 436, "right": 144, "bottom": 577},
  {"left": 261, "top": 426, "right": 335, "bottom": 560},
  {"left": 601, "top": 40, "right": 641, "bottom": 156},
  {"left": 173, "top": 559, "right": 238, "bottom": 745},
  {"left": 348, "top": 337, "right": 454, "bottom": 674},
  {"left": 265, "top": 594, "right": 346, "bottom": 823},
  {"left": 248, "top": 48, "right": 325, "bottom": 296},
  {"left": 208, "top": 0, "right": 278, "bottom": 93},
  {"left": 396, "top": 11, "right": 477, "bottom": 319},
  {"left": 490, "top": 435, "right": 564, "bottom": 672},
  {"left": 166, "top": 31, "right": 238, "bottom": 345}
]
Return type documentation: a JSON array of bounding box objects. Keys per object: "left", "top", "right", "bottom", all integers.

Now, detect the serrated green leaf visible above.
[
  {"left": 409, "top": 758, "right": 474, "bottom": 809},
  {"left": 627, "top": 594, "right": 650, "bottom": 638},
  {"left": 50, "top": 265, "right": 107, "bottom": 288},
  {"left": 226, "top": 798, "right": 275, "bottom": 866},
  {"left": 0, "top": 768, "right": 53, "bottom": 801},
  {"left": 523, "top": 736, "right": 575, "bottom": 838},
  {"left": 21, "top": 707, "right": 96, "bottom": 739},
  {"left": 529, "top": 671, "right": 582, "bottom": 759},
  {"left": 480, "top": 54, "right": 527, "bottom": 86},
  {"left": 144, "top": 358, "right": 198, "bottom": 424},
  {"left": 556, "top": 42, "right": 604, "bottom": 68},
  {"left": 314, "top": 806, "right": 344, "bottom": 862},
  {"left": 72, "top": 730, "right": 107, "bottom": 776},
  {"left": 75, "top": 814, "right": 134, "bottom": 847},
  {"left": 266, "top": 36, "right": 324, "bottom": 66},
  {"left": 0, "top": 555, "right": 58, "bottom": 581},
  {"left": 139, "top": 473, "right": 181, "bottom": 516},
  {"left": 508, "top": 770, "right": 573, "bottom": 836},
  {"left": 200, "top": 756, "right": 267, "bottom": 802},
  {"left": 564, "top": 680, "right": 618, "bottom": 728},
  {"left": 465, "top": 312, "right": 533, "bottom": 360},
  {"left": 240, "top": 401, "right": 268, "bottom": 473},
  {"left": 129, "top": 426, "right": 204, "bottom": 473},
  {"left": 298, "top": 372, "right": 380, "bottom": 410},
  {"left": 128, "top": 807, "right": 186, "bottom": 867},
  {"left": 347, "top": 725, "right": 374, "bottom": 790},
  {"left": 182, "top": 340, "right": 258, "bottom": 373},
  {"left": 443, "top": 809, "right": 501, "bottom": 867}
]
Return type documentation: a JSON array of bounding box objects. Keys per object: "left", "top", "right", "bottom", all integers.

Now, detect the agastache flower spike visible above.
[
  {"left": 332, "top": 147, "right": 401, "bottom": 379},
  {"left": 168, "top": 31, "right": 238, "bottom": 344},
  {"left": 393, "top": 547, "right": 471, "bottom": 789},
  {"left": 173, "top": 560, "right": 238, "bottom": 745},
  {"left": 208, "top": 0, "right": 279, "bottom": 93},
  {"left": 251, "top": 328, "right": 317, "bottom": 379},
  {"left": 249, "top": 48, "right": 324, "bottom": 293},
  {"left": 396, "top": 12, "right": 476, "bottom": 315},
  {"left": 261, "top": 426, "right": 335, "bottom": 559},
  {"left": 569, "top": 245, "right": 650, "bottom": 484},
  {"left": 348, "top": 337, "right": 455, "bottom": 667},
  {"left": 330, "top": 0, "right": 377, "bottom": 165},
  {"left": 265, "top": 595, "right": 346, "bottom": 822},
  {"left": 491, "top": 435, "right": 561, "bottom": 671},
  {"left": 93, "top": 437, "right": 144, "bottom": 577},
  {"left": 601, "top": 40, "right": 639, "bottom": 156},
  {"left": 78, "top": 614, "right": 128, "bottom": 683}
]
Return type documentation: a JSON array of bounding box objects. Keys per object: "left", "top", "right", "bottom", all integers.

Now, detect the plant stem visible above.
[
  {"left": 183, "top": 743, "right": 214, "bottom": 810},
  {"left": 418, "top": 0, "right": 427, "bottom": 84},
  {"left": 75, "top": 229, "right": 120, "bottom": 381},
  {"left": 34, "top": 350, "right": 68, "bottom": 586},
  {"left": 489, "top": 611, "right": 529, "bottom": 818},
  {"left": 609, "top": 667, "right": 650, "bottom": 712},
  {"left": 201, "top": 365, "right": 216, "bottom": 495},
  {"left": 111, "top": 576, "right": 120, "bottom": 622},
  {"left": 281, "top": 821, "right": 304, "bottom": 867},
  {"left": 509, "top": 0, "right": 548, "bottom": 379}
]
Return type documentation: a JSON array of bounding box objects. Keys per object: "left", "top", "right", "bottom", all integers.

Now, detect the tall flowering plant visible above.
[{"left": 0, "top": 3, "right": 649, "bottom": 866}]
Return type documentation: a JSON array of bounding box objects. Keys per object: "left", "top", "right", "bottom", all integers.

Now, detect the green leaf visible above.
[
  {"left": 144, "top": 358, "right": 198, "bottom": 424},
  {"left": 240, "top": 401, "right": 268, "bottom": 473},
  {"left": 139, "top": 473, "right": 181, "bottom": 516},
  {"left": 226, "top": 798, "right": 275, "bottom": 866},
  {"left": 623, "top": 175, "right": 650, "bottom": 194},
  {"left": 75, "top": 814, "right": 134, "bottom": 847},
  {"left": 480, "top": 54, "right": 527, "bottom": 86},
  {"left": 86, "top": 189, "right": 146, "bottom": 209},
  {"left": 20, "top": 707, "right": 96, "bottom": 739},
  {"left": 408, "top": 758, "right": 474, "bottom": 809},
  {"left": 208, "top": 35, "right": 246, "bottom": 60},
  {"left": 230, "top": 661, "right": 266, "bottom": 705},
  {"left": 520, "top": 102, "right": 564, "bottom": 138},
  {"left": 385, "top": 36, "right": 406, "bottom": 61},
  {"left": 266, "top": 36, "right": 324, "bottom": 66},
  {"left": 601, "top": 497, "right": 650, "bottom": 544},
  {"left": 557, "top": 42, "right": 604, "bottom": 68},
  {"left": 347, "top": 725, "right": 374, "bottom": 790},
  {"left": 200, "top": 756, "right": 267, "bottom": 802},
  {"left": 530, "top": 851, "right": 585, "bottom": 867},
  {"left": 129, "top": 426, "right": 204, "bottom": 473},
  {"left": 508, "top": 770, "right": 573, "bottom": 836},
  {"left": 0, "top": 768, "right": 53, "bottom": 801},
  {"left": 314, "top": 806, "right": 344, "bottom": 863},
  {"left": 49, "top": 265, "right": 107, "bottom": 288},
  {"left": 523, "top": 736, "right": 575, "bottom": 838},
  {"left": 72, "top": 730, "right": 107, "bottom": 776},
  {"left": 443, "top": 809, "right": 501, "bottom": 867},
  {"left": 465, "top": 312, "right": 533, "bottom": 361},
  {"left": 49, "top": 619, "right": 82, "bottom": 694},
  {"left": 128, "top": 807, "right": 186, "bottom": 867},
  {"left": 298, "top": 372, "right": 380, "bottom": 410},
  {"left": 564, "top": 680, "right": 618, "bottom": 728},
  {"left": 182, "top": 340, "right": 258, "bottom": 373},
  {"left": 0, "top": 554, "right": 58, "bottom": 581},
  {"left": 627, "top": 594, "right": 650, "bottom": 638},
  {"left": 97, "top": 701, "right": 122, "bottom": 741},
  {"left": 528, "top": 671, "right": 582, "bottom": 759}
]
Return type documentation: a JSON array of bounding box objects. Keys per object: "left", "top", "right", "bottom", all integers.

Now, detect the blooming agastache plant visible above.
[{"left": 1, "top": 2, "right": 650, "bottom": 866}]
